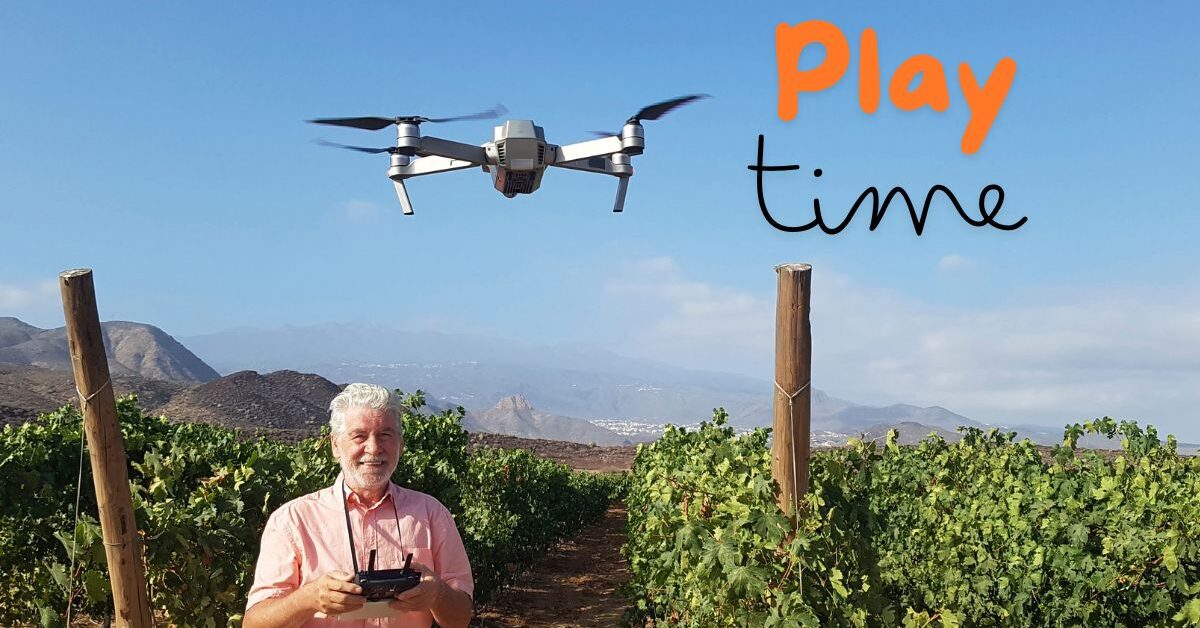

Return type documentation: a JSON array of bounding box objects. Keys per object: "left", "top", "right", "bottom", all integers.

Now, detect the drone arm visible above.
[
  {"left": 550, "top": 136, "right": 624, "bottom": 164},
  {"left": 545, "top": 156, "right": 631, "bottom": 212},
  {"left": 416, "top": 137, "right": 488, "bottom": 164},
  {"left": 393, "top": 156, "right": 480, "bottom": 177},
  {"left": 392, "top": 180, "right": 415, "bottom": 215},
  {"left": 549, "top": 156, "right": 621, "bottom": 175},
  {"left": 388, "top": 154, "right": 480, "bottom": 216}
]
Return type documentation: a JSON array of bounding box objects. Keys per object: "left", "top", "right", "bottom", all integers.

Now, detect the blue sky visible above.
[{"left": 2, "top": 3, "right": 1198, "bottom": 437}]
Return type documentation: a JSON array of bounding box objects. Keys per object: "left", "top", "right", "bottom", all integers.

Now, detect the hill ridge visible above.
[{"left": 0, "top": 317, "right": 218, "bottom": 384}]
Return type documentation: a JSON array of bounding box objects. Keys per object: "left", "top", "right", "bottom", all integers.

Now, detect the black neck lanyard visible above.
[{"left": 341, "top": 480, "right": 404, "bottom": 573}]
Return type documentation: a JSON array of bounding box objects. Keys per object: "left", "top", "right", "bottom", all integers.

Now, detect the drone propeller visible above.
[
  {"left": 314, "top": 139, "right": 399, "bottom": 154},
  {"left": 424, "top": 104, "right": 509, "bottom": 123},
  {"left": 588, "top": 95, "right": 709, "bottom": 136},
  {"left": 308, "top": 104, "right": 508, "bottom": 131},
  {"left": 627, "top": 94, "right": 708, "bottom": 124}
]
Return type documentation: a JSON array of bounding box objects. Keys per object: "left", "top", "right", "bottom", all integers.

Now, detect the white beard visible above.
[{"left": 340, "top": 455, "right": 395, "bottom": 495}]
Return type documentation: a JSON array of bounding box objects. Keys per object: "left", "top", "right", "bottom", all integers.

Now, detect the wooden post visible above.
[
  {"left": 59, "top": 269, "right": 153, "bottom": 627},
  {"left": 772, "top": 263, "right": 812, "bottom": 516}
]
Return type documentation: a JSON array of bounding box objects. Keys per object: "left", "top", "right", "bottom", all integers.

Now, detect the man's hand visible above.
[
  {"left": 304, "top": 570, "right": 366, "bottom": 615},
  {"left": 244, "top": 570, "right": 368, "bottom": 628},
  {"left": 387, "top": 562, "right": 445, "bottom": 612},
  {"left": 384, "top": 561, "right": 472, "bottom": 628}
]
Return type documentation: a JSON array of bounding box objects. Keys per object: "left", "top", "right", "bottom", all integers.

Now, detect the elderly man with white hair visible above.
[{"left": 244, "top": 383, "right": 473, "bottom": 628}]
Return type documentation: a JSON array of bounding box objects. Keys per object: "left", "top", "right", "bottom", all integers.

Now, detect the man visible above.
[{"left": 244, "top": 383, "right": 474, "bottom": 628}]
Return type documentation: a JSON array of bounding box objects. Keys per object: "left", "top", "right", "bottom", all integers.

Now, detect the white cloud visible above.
[
  {"left": 813, "top": 275, "right": 1200, "bottom": 433},
  {"left": 937, "top": 254, "right": 979, "bottom": 274},
  {"left": 0, "top": 280, "right": 57, "bottom": 309},
  {"left": 604, "top": 258, "right": 774, "bottom": 377},
  {"left": 0, "top": 280, "right": 61, "bottom": 327},
  {"left": 341, "top": 199, "right": 382, "bottom": 222},
  {"left": 625, "top": 256, "right": 678, "bottom": 276},
  {"left": 602, "top": 258, "right": 1200, "bottom": 439}
]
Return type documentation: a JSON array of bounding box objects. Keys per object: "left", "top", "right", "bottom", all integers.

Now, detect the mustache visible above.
[{"left": 358, "top": 456, "right": 388, "bottom": 464}]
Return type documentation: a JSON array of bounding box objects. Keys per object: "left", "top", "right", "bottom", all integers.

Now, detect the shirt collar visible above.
[{"left": 330, "top": 472, "right": 403, "bottom": 511}]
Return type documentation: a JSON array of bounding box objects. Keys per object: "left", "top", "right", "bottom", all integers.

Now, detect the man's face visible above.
[{"left": 331, "top": 406, "right": 403, "bottom": 495}]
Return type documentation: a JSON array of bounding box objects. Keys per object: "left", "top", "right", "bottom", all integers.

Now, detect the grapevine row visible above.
[
  {"left": 624, "top": 411, "right": 1200, "bottom": 626},
  {"left": 0, "top": 393, "right": 624, "bottom": 626}
]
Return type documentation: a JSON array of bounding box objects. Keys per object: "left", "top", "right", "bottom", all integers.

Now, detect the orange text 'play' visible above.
[{"left": 776, "top": 20, "right": 1017, "bottom": 154}]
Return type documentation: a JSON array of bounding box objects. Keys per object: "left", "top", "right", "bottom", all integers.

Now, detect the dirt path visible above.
[{"left": 471, "top": 504, "right": 631, "bottom": 627}]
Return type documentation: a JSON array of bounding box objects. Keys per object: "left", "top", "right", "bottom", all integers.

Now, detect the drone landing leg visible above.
[
  {"left": 393, "top": 180, "right": 415, "bottom": 215},
  {"left": 613, "top": 177, "right": 629, "bottom": 213}
]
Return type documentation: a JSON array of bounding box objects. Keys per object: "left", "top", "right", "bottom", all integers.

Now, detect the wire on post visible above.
[
  {"left": 774, "top": 379, "right": 810, "bottom": 516},
  {"left": 67, "top": 376, "right": 111, "bottom": 624}
]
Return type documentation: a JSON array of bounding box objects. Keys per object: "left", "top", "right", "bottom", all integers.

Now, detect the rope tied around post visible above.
[
  {"left": 774, "top": 380, "right": 810, "bottom": 515},
  {"left": 76, "top": 377, "right": 112, "bottom": 407}
]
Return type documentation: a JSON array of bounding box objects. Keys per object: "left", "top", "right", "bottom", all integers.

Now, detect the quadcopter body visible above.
[
  {"left": 310, "top": 96, "right": 703, "bottom": 215},
  {"left": 486, "top": 120, "right": 548, "bottom": 197}
]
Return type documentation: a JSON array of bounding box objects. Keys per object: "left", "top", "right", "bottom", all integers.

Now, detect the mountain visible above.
[
  {"left": 0, "top": 318, "right": 219, "bottom": 384},
  {"left": 180, "top": 323, "right": 877, "bottom": 428},
  {"left": 0, "top": 364, "right": 627, "bottom": 446},
  {"left": 5, "top": 362, "right": 1194, "bottom": 454},
  {"left": 0, "top": 365, "right": 400, "bottom": 438},
  {"left": 182, "top": 323, "right": 766, "bottom": 389},
  {"left": 816, "top": 403, "right": 983, "bottom": 433},
  {"left": 0, "top": 363, "right": 190, "bottom": 427},
  {"left": 7, "top": 317, "right": 1178, "bottom": 450},
  {"left": 1, "top": 317, "right": 1003, "bottom": 442},
  {"left": 993, "top": 422, "right": 1167, "bottom": 451},
  {"left": 180, "top": 324, "right": 1004, "bottom": 436},
  {"left": 477, "top": 395, "right": 632, "bottom": 446},
  {"left": 0, "top": 317, "right": 41, "bottom": 348},
  {"left": 157, "top": 370, "right": 341, "bottom": 432},
  {"left": 858, "top": 421, "right": 963, "bottom": 445}
]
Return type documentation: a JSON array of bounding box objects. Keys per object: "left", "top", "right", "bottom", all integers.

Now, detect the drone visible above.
[{"left": 309, "top": 95, "right": 707, "bottom": 215}]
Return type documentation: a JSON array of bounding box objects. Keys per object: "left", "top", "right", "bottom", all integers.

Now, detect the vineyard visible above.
[
  {"left": 7, "top": 393, "right": 1200, "bottom": 628},
  {"left": 0, "top": 393, "right": 624, "bottom": 626},
  {"left": 624, "top": 411, "right": 1200, "bottom": 626}
]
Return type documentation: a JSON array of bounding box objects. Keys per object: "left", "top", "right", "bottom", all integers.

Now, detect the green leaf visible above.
[
  {"left": 1164, "top": 543, "right": 1179, "bottom": 573},
  {"left": 48, "top": 563, "right": 69, "bottom": 592},
  {"left": 1173, "top": 598, "right": 1200, "bottom": 624},
  {"left": 38, "top": 606, "right": 61, "bottom": 628},
  {"left": 82, "top": 569, "right": 109, "bottom": 604},
  {"left": 829, "top": 567, "right": 850, "bottom": 599}
]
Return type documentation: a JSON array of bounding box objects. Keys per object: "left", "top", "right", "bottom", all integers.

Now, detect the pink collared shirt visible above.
[{"left": 247, "top": 475, "right": 474, "bottom": 627}]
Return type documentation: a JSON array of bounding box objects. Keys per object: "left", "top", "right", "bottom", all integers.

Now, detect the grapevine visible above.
[
  {"left": 624, "top": 411, "right": 1200, "bottom": 627},
  {"left": 0, "top": 393, "right": 624, "bottom": 626}
]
